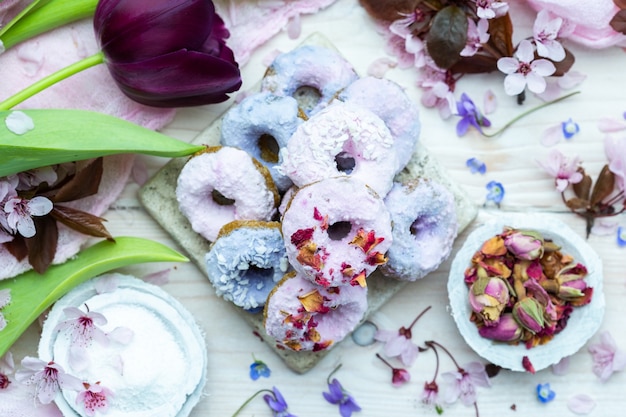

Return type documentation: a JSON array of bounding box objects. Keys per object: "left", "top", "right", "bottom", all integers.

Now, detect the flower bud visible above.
[
  {"left": 478, "top": 313, "right": 523, "bottom": 342},
  {"left": 504, "top": 229, "right": 544, "bottom": 260},
  {"left": 469, "top": 276, "right": 510, "bottom": 326},
  {"left": 558, "top": 279, "right": 587, "bottom": 300},
  {"left": 512, "top": 297, "right": 545, "bottom": 333},
  {"left": 556, "top": 262, "right": 588, "bottom": 283}
]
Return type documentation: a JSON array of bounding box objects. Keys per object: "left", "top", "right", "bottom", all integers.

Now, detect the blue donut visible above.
[
  {"left": 220, "top": 92, "right": 302, "bottom": 192},
  {"left": 261, "top": 44, "right": 359, "bottom": 117},
  {"left": 381, "top": 180, "right": 458, "bottom": 281},
  {"left": 204, "top": 220, "right": 290, "bottom": 311}
]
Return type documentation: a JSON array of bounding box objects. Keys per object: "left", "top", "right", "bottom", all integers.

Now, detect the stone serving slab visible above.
[{"left": 139, "top": 33, "right": 478, "bottom": 373}]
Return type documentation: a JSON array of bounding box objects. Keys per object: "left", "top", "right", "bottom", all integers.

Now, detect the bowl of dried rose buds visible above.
[{"left": 448, "top": 213, "right": 605, "bottom": 372}]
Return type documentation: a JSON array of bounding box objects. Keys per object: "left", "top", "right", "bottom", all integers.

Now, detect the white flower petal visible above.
[
  {"left": 567, "top": 394, "right": 596, "bottom": 414},
  {"left": 5, "top": 111, "right": 35, "bottom": 135},
  {"left": 27, "top": 196, "right": 53, "bottom": 216},
  {"left": 497, "top": 57, "right": 519, "bottom": 74},
  {"left": 16, "top": 216, "right": 36, "bottom": 238},
  {"left": 516, "top": 40, "right": 535, "bottom": 63},
  {"left": 503, "top": 73, "right": 526, "bottom": 95},
  {"left": 526, "top": 72, "right": 548, "bottom": 94},
  {"left": 531, "top": 59, "right": 557, "bottom": 77}
]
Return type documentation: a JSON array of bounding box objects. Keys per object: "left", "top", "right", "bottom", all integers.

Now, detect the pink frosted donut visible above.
[
  {"left": 261, "top": 44, "right": 359, "bottom": 116},
  {"left": 176, "top": 146, "right": 279, "bottom": 242},
  {"left": 263, "top": 272, "right": 368, "bottom": 352},
  {"left": 337, "top": 76, "right": 421, "bottom": 173},
  {"left": 280, "top": 101, "right": 397, "bottom": 197},
  {"left": 380, "top": 179, "right": 458, "bottom": 281},
  {"left": 281, "top": 177, "right": 392, "bottom": 288}
]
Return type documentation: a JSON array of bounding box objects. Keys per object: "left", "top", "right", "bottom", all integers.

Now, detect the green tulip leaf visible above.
[
  {"left": 0, "top": 236, "right": 189, "bottom": 358},
  {"left": 0, "top": 0, "right": 96, "bottom": 50},
  {"left": 0, "top": 109, "right": 204, "bottom": 177}
]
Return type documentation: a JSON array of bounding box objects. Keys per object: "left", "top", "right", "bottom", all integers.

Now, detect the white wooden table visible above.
[{"left": 9, "top": 0, "right": 626, "bottom": 416}]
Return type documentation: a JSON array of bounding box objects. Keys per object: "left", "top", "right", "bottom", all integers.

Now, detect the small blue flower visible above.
[
  {"left": 455, "top": 93, "right": 491, "bottom": 137},
  {"left": 536, "top": 383, "right": 556, "bottom": 403},
  {"left": 264, "top": 387, "right": 297, "bottom": 417},
  {"left": 249, "top": 359, "right": 271, "bottom": 380},
  {"left": 485, "top": 181, "right": 505, "bottom": 207},
  {"left": 323, "top": 378, "right": 362, "bottom": 417},
  {"left": 561, "top": 118, "right": 580, "bottom": 139},
  {"left": 618, "top": 226, "right": 626, "bottom": 247},
  {"left": 466, "top": 157, "right": 487, "bottom": 174}
]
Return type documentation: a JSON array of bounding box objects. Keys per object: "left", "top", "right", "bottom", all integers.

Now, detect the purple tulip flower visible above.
[{"left": 94, "top": 0, "right": 241, "bottom": 107}]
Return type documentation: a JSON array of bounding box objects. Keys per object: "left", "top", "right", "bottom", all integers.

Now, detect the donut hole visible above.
[
  {"left": 243, "top": 264, "right": 274, "bottom": 288},
  {"left": 294, "top": 85, "right": 322, "bottom": 114},
  {"left": 410, "top": 216, "right": 435, "bottom": 238},
  {"left": 258, "top": 134, "right": 280, "bottom": 163},
  {"left": 327, "top": 221, "right": 352, "bottom": 241},
  {"left": 211, "top": 189, "right": 235, "bottom": 206},
  {"left": 334, "top": 152, "right": 356, "bottom": 174}
]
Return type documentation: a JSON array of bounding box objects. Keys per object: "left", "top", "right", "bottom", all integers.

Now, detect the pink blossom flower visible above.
[
  {"left": 375, "top": 329, "right": 419, "bottom": 367},
  {"left": 461, "top": 18, "right": 490, "bottom": 57},
  {"left": 53, "top": 306, "right": 109, "bottom": 348},
  {"left": 421, "top": 380, "right": 439, "bottom": 406},
  {"left": 418, "top": 58, "right": 455, "bottom": 119},
  {"left": 475, "top": 0, "right": 509, "bottom": 19},
  {"left": 533, "top": 10, "right": 565, "bottom": 61},
  {"left": 0, "top": 351, "right": 14, "bottom": 389},
  {"left": 588, "top": 331, "right": 626, "bottom": 382},
  {"left": 537, "top": 148, "right": 583, "bottom": 192},
  {"left": 497, "top": 40, "right": 556, "bottom": 95},
  {"left": 4, "top": 196, "right": 53, "bottom": 238},
  {"left": 604, "top": 135, "right": 626, "bottom": 192},
  {"left": 15, "top": 357, "right": 81, "bottom": 404},
  {"left": 386, "top": 14, "right": 426, "bottom": 69},
  {"left": 77, "top": 381, "right": 113, "bottom": 417},
  {"left": 441, "top": 361, "right": 491, "bottom": 406}
]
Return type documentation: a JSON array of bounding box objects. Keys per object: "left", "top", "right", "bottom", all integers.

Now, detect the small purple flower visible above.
[
  {"left": 3, "top": 196, "right": 53, "bottom": 238},
  {"left": 323, "top": 378, "right": 361, "bottom": 417},
  {"left": 466, "top": 157, "right": 487, "bottom": 174},
  {"left": 561, "top": 118, "right": 580, "bottom": 139},
  {"left": 263, "top": 386, "right": 297, "bottom": 417},
  {"left": 618, "top": 227, "right": 626, "bottom": 247},
  {"left": 485, "top": 181, "right": 505, "bottom": 206},
  {"left": 455, "top": 93, "right": 491, "bottom": 136},
  {"left": 588, "top": 331, "right": 626, "bottom": 382},
  {"left": 441, "top": 361, "right": 491, "bottom": 406},
  {"left": 497, "top": 40, "right": 556, "bottom": 96},
  {"left": 249, "top": 358, "right": 271, "bottom": 380},
  {"left": 536, "top": 382, "right": 556, "bottom": 403}
]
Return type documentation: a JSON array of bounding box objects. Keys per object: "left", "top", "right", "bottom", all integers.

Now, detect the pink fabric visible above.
[{"left": 522, "top": 0, "right": 626, "bottom": 49}]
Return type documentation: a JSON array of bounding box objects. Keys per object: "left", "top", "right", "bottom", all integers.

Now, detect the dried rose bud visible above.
[
  {"left": 558, "top": 279, "right": 588, "bottom": 301},
  {"left": 504, "top": 229, "right": 544, "bottom": 260},
  {"left": 556, "top": 262, "right": 588, "bottom": 283},
  {"left": 512, "top": 297, "right": 545, "bottom": 334},
  {"left": 478, "top": 313, "right": 523, "bottom": 342},
  {"left": 469, "top": 276, "right": 510, "bottom": 326}
]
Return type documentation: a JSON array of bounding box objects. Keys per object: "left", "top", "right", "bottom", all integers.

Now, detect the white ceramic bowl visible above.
[{"left": 448, "top": 213, "right": 605, "bottom": 372}]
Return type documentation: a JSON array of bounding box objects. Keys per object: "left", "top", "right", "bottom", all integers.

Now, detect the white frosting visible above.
[{"left": 38, "top": 274, "right": 206, "bottom": 417}]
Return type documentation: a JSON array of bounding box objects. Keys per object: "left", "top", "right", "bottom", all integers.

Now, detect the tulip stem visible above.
[{"left": 0, "top": 51, "right": 105, "bottom": 110}]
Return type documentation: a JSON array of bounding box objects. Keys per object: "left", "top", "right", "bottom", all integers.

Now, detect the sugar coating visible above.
[
  {"left": 337, "top": 76, "right": 421, "bottom": 173},
  {"left": 264, "top": 272, "right": 368, "bottom": 351},
  {"left": 176, "top": 147, "right": 278, "bottom": 242},
  {"left": 205, "top": 222, "right": 289, "bottom": 311},
  {"left": 381, "top": 180, "right": 458, "bottom": 281},
  {"left": 280, "top": 101, "right": 397, "bottom": 197},
  {"left": 220, "top": 92, "right": 302, "bottom": 192},
  {"left": 281, "top": 177, "right": 393, "bottom": 287},
  {"left": 261, "top": 44, "right": 358, "bottom": 116}
]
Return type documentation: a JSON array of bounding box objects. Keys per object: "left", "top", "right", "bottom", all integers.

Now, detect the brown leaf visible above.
[
  {"left": 610, "top": 9, "right": 626, "bottom": 34},
  {"left": 572, "top": 168, "right": 592, "bottom": 201},
  {"left": 50, "top": 205, "right": 113, "bottom": 240},
  {"left": 450, "top": 54, "right": 499, "bottom": 74},
  {"left": 25, "top": 216, "right": 59, "bottom": 274},
  {"left": 565, "top": 197, "right": 590, "bottom": 211},
  {"left": 615, "top": 0, "right": 626, "bottom": 9},
  {"left": 590, "top": 165, "right": 615, "bottom": 207},
  {"left": 425, "top": 5, "right": 468, "bottom": 69},
  {"left": 487, "top": 13, "right": 514, "bottom": 57},
  {"left": 52, "top": 158, "right": 103, "bottom": 203},
  {"left": 359, "top": 0, "right": 418, "bottom": 21},
  {"left": 552, "top": 48, "right": 576, "bottom": 77},
  {"left": 485, "top": 363, "right": 502, "bottom": 378},
  {"left": 4, "top": 236, "right": 28, "bottom": 261}
]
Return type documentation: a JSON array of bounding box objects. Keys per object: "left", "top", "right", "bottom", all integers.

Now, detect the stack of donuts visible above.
[{"left": 175, "top": 44, "right": 459, "bottom": 352}]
